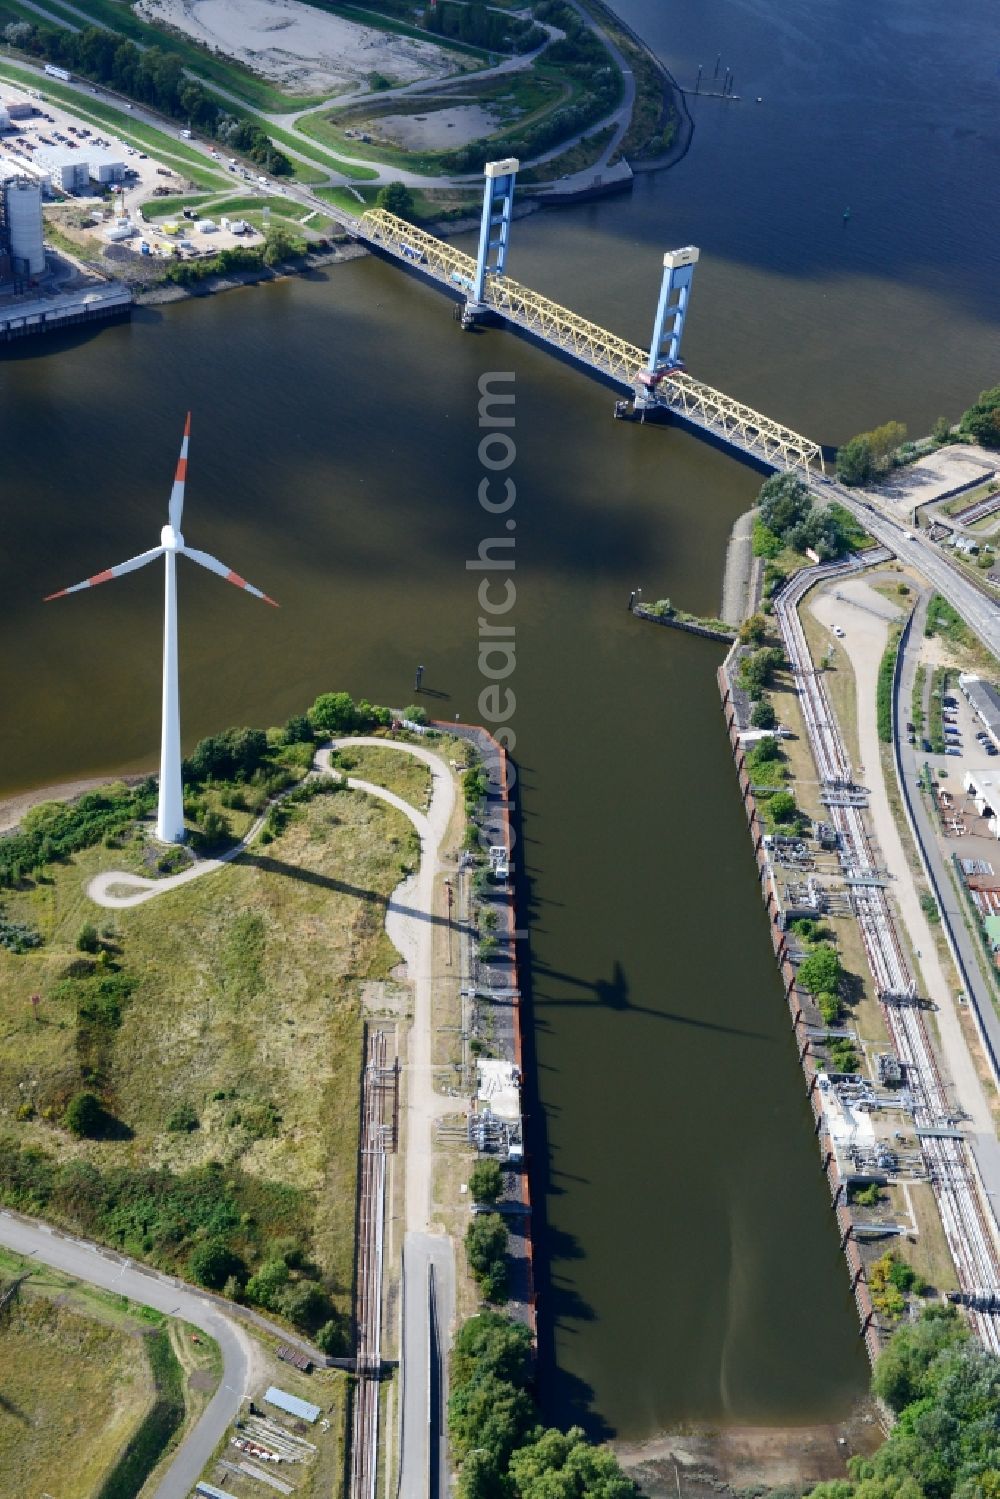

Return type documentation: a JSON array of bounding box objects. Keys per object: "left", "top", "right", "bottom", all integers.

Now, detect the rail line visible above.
[
  {"left": 351, "top": 1028, "right": 393, "bottom": 1499},
  {"left": 774, "top": 559, "right": 1000, "bottom": 1350}
]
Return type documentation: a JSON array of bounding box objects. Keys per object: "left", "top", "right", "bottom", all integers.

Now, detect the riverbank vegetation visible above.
[
  {"left": 449, "top": 1311, "right": 636, "bottom": 1499},
  {"left": 0, "top": 690, "right": 449, "bottom": 1344},
  {"left": 157, "top": 224, "right": 308, "bottom": 286},
  {"left": 753, "top": 473, "right": 871, "bottom": 563},
  {"left": 959, "top": 384, "right": 1000, "bottom": 449},
  {"left": 836, "top": 420, "right": 908, "bottom": 486},
  {"left": 806, "top": 1305, "right": 999, "bottom": 1499}
]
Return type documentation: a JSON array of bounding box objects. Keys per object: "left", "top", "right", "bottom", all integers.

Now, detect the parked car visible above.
[
  {"left": 943, "top": 696, "right": 958, "bottom": 707},
  {"left": 922, "top": 738, "right": 933, "bottom": 752},
  {"left": 988, "top": 745, "right": 999, "bottom": 757},
  {"left": 946, "top": 747, "right": 961, "bottom": 756}
]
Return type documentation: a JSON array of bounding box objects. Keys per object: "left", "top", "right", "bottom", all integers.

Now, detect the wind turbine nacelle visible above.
[{"left": 161, "top": 524, "right": 184, "bottom": 551}]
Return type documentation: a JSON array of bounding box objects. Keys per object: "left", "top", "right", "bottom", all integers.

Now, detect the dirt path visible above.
[
  {"left": 809, "top": 579, "right": 995, "bottom": 1136},
  {"left": 322, "top": 738, "right": 457, "bottom": 1235}
]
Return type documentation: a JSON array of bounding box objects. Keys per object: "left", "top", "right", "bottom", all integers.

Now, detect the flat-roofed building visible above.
[{"left": 960, "top": 674, "right": 1000, "bottom": 749}]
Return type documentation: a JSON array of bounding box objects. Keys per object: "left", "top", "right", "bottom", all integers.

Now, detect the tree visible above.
[
  {"left": 466, "top": 1212, "right": 508, "bottom": 1299},
  {"left": 64, "top": 1090, "right": 105, "bottom": 1138},
  {"left": 283, "top": 714, "right": 314, "bottom": 744},
  {"left": 244, "top": 1257, "right": 290, "bottom": 1309},
  {"left": 509, "top": 1427, "right": 637, "bottom": 1499},
  {"left": 316, "top": 1315, "right": 348, "bottom": 1354},
  {"left": 758, "top": 473, "right": 811, "bottom": 536},
  {"left": 870, "top": 1305, "right": 968, "bottom": 1412},
  {"left": 932, "top": 416, "right": 953, "bottom": 444},
  {"left": 448, "top": 1370, "right": 535, "bottom": 1466},
  {"left": 837, "top": 434, "right": 875, "bottom": 486},
  {"left": 750, "top": 735, "right": 780, "bottom": 764},
  {"left": 768, "top": 790, "right": 797, "bottom": 824},
  {"left": 376, "top": 181, "right": 416, "bottom": 220},
  {"left": 451, "top": 1311, "right": 534, "bottom": 1390},
  {"left": 263, "top": 224, "right": 303, "bottom": 267},
  {"left": 797, "top": 943, "right": 842, "bottom": 995},
  {"left": 469, "top": 1158, "right": 504, "bottom": 1205},
  {"left": 278, "top": 1278, "right": 335, "bottom": 1333},
  {"left": 959, "top": 384, "right": 1000, "bottom": 449},
  {"left": 739, "top": 612, "right": 767, "bottom": 645},
  {"left": 750, "top": 698, "right": 776, "bottom": 729},
  {"left": 309, "top": 691, "right": 358, "bottom": 735},
  {"left": 188, "top": 1237, "right": 243, "bottom": 1290},
  {"left": 76, "top": 921, "right": 99, "bottom": 953}
]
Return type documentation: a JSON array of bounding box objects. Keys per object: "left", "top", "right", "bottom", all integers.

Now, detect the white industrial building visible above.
[
  {"left": 960, "top": 674, "right": 1000, "bottom": 750},
  {"left": 963, "top": 770, "right": 1000, "bottom": 838},
  {"left": 0, "top": 171, "right": 46, "bottom": 285},
  {"left": 88, "top": 147, "right": 127, "bottom": 185},
  {"left": 36, "top": 146, "right": 126, "bottom": 193},
  {"left": 38, "top": 147, "right": 90, "bottom": 194}
]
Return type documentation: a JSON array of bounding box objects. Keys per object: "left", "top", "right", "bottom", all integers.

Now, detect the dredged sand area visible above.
[{"left": 135, "top": 0, "right": 467, "bottom": 96}]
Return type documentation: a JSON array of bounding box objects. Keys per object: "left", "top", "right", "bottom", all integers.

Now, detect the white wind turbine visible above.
[{"left": 45, "top": 414, "right": 278, "bottom": 845}]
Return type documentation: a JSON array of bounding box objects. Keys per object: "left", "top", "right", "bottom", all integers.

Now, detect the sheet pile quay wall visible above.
[
  {"left": 718, "top": 656, "right": 881, "bottom": 1362},
  {"left": 721, "top": 552, "right": 1000, "bottom": 1360}
]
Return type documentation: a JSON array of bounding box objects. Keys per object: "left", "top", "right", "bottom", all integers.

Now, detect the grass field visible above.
[
  {"left": 335, "top": 743, "right": 433, "bottom": 810},
  {"left": 140, "top": 191, "right": 316, "bottom": 223},
  {"left": 0, "top": 1291, "right": 153, "bottom": 1497},
  {"left": 0, "top": 783, "right": 417, "bottom": 1299}
]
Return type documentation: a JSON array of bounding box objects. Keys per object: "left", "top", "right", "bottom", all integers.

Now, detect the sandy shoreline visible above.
[{"left": 0, "top": 773, "right": 148, "bottom": 835}]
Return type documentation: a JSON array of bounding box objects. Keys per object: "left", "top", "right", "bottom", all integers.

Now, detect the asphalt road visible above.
[
  {"left": 399, "top": 1232, "right": 455, "bottom": 1499},
  {"left": 0, "top": 1210, "right": 253, "bottom": 1499},
  {"left": 815, "top": 476, "right": 1000, "bottom": 658},
  {"left": 892, "top": 595, "right": 1000, "bottom": 1210}
]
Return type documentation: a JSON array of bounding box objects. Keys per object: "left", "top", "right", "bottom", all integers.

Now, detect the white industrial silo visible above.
[{"left": 5, "top": 177, "right": 45, "bottom": 275}]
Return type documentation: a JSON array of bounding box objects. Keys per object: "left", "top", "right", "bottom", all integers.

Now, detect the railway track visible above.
[
  {"left": 773, "top": 558, "right": 1000, "bottom": 1351},
  {"left": 351, "top": 1029, "right": 393, "bottom": 1499}
]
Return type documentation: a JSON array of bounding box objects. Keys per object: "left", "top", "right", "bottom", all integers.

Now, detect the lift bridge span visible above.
[{"left": 354, "top": 204, "right": 825, "bottom": 478}]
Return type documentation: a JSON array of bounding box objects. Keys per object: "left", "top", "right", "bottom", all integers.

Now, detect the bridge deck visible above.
[{"left": 355, "top": 208, "right": 824, "bottom": 476}]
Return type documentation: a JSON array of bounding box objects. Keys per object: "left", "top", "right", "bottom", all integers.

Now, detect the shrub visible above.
[
  {"left": 189, "top": 1238, "right": 244, "bottom": 1290},
  {"left": 76, "top": 921, "right": 100, "bottom": 953},
  {"left": 244, "top": 1256, "right": 290, "bottom": 1309},
  {"left": 166, "top": 1102, "right": 199, "bottom": 1133},
  {"left": 64, "top": 1090, "right": 105, "bottom": 1138},
  {"left": 750, "top": 697, "right": 776, "bottom": 729},
  {"left": 376, "top": 181, "right": 415, "bottom": 219},
  {"left": 817, "top": 991, "right": 840, "bottom": 1024},
  {"left": 278, "top": 1278, "right": 335, "bottom": 1334},
  {"left": 404, "top": 704, "right": 429, "bottom": 725}
]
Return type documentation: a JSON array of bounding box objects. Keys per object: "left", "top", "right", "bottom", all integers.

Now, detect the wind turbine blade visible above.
[
  {"left": 182, "top": 546, "right": 279, "bottom": 607},
  {"left": 168, "top": 412, "right": 191, "bottom": 532},
  {"left": 44, "top": 546, "right": 164, "bottom": 601}
]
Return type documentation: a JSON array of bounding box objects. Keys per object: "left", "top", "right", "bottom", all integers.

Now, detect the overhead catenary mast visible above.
[{"left": 44, "top": 414, "right": 278, "bottom": 844}]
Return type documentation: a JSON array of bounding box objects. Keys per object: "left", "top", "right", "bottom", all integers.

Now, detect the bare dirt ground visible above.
[
  {"left": 615, "top": 1408, "right": 884, "bottom": 1497},
  {"left": 882, "top": 445, "right": 998, "bottom": 520},
  {"left": 135, "top": 0, "right": 465, "bottom": 96}
]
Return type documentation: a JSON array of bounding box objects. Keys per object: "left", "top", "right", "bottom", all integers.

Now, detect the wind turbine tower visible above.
[{"left": 45, "top": 415, "right": 278, "bottom": 845}]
